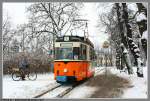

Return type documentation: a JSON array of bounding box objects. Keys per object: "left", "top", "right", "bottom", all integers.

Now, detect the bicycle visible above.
[{"left": 11, "top": 67, "right": 37, "bottom": 81}]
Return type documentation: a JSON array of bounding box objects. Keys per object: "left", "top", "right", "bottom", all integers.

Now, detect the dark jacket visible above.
[{"left": 19, "top": 58, "right": 28, "bottom": 69}]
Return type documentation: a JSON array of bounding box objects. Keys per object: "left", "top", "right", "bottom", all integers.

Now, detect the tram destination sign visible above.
[{"left": 60, "top": 43, "right": 73, "bottom": 47}]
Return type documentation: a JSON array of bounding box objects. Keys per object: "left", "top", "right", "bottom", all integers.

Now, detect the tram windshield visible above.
[
  {"left": 55, "top": 48, "right": 73, "bottom": 60},
  {"left": 55, "top": 44, "right": 87, "bottom": 60}
]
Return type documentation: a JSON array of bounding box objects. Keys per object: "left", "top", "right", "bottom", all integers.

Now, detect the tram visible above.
[{"left": 54, "top": 36, "right": 95, "bottom": 83}]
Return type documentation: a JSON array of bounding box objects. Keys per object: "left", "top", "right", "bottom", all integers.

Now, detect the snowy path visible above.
[
  {"left": 3, "top": 67, "right": 105, "bottom": 99},
  {"left": 109, "top": 67, "right": 147, "bottom": 98},
  {"left": 3, "top": 66, "right": 147, "bottom": 98},
  {"left": 64, "top": 66, "right": 148, "bottom": 98}
]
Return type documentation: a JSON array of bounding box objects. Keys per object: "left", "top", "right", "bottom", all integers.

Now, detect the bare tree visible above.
[
  {"left": 27, "top": 2, "right": 82, "bottom": 35},
  {"left": 136, "top": 3, "right": 147, "bottom": 59},
  {"left": 2, "top": 14, "right": 16, "bottom": 60},
  {"left": 98, "top": 4, "right": 124, "bottom": 70},
  {"left": 3, "top": 3, "right": 84, "bottom": 73},
  {"left": 121, "top": 3, "right": 144, "bottom": 77},
  {"left": 115, "top": 3, "right": 133, "bottom": 74},
  {"left": 26, "top": 2, "right": 83, "bottom": 58},
  {"left": 98, "top": 3, "right": 146, "bottom": 77}
]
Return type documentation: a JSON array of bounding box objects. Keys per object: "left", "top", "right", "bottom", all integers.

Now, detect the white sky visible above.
[
  {"left": 3, "top": 3, "right": 31, "bottom": 26},
  {"left": 80, "top": 3, "right": 112, "bottom": 48},
  {"left": 3, "top": 2, "right": 112, "bottom": 48}
]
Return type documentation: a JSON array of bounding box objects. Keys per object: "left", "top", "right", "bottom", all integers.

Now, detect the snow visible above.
[
  {"left": 40, "top": 85, "right": 72, "bottom": 98},
  {"left": 135, "top": 53, "right": 140, "bottom": 56},
  {"left": 3, "top": 66, "right": 147, "bottom": 98},
  {"left": 64, "top": 67, "right": 111, "bottom": 98},
  {"left": 3, "top": 73, "right": 55, "bottom": 98},
  {"left": 120, "top": 43, "right": 124, "bottom": 46},
  {"left": 3, "top": 67, "right": 105, "bottom": 99},
  {"left": 122, "top": 67, "right": 147, "bottom": 98},
  {"left": 142, "top": 3, "right": 148, "bottom": 9},
  {"left": 64, "top": 86, "right": 97, "bottom": 98},
  {"left": 136, "top": 12, "right": 147, "bottom": 22},
  {"left": 127, "top": 3, "right": 138, "bottom": 12},
  {"left": 94, "top": 66, "right": 106, "bottom": 75},
  {"left": 109, "top": 66, "right": 147, "bottom": 98},
  {"left": 141, "top": 30, "right": 148, "bottom": 40},
  {"left": 123, "top": 48, "right": 128, "bottom": 53},
  {"left": 133, "top": 44, "right": 138, "bottom": 48},
  {"left": 131, "top": 42, "right": 135, "bottom": 45},
  {"left": 133, "top": 48, "right": 140, "bottom": 52},
  {"left": 128, "top": 37, "right": 132, "bottom": 40}
]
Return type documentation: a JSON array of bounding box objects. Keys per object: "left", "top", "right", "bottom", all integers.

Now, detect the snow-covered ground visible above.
[
  {"left": 109, "top": 66, "right": 147, "bottom": 98},
  {"left": 3, "top": 73, "right": 56, "bottom": 98},
  {"left": 64, "top": 66, "right": 147, "bottom": 98},
  {"left": 3, "top": 66, "right": 147, "bottom": 99},
  {"left": 64, "top": 85, "right": 97, "bottom": 98}
]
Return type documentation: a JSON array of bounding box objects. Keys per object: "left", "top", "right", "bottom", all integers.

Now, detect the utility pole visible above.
[{"left": 22, "top": 32, "right": 25, "bottom": 52}]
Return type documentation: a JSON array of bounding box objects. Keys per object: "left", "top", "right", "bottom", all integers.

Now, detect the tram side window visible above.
[
  {"left": 73, "top": 47, "right": 79, "bottom": 60},
  {"left": 93, "top": 50, "right": 96, "bottom": 60},
  {"left": 90, "top": 48, "right": 92, "bottom": 60},
  {"left": 92, "top": 48, "right": 95, "bottom": 60},
  {"left": 92, "top": 48, "right": 94, "bottom": 60},
  {"left": 83, "top": 45, "right": 87, "bottom": 60},
  {"left": 79, "top": 45, "right": 82, "bottom": 60},
  {"left": 55, "top": 47, "right": 59, "bottom": 59},
  {"left": 90, "top": 47, "right": 94, "bottom": 60},
  {"left": 80, "top": 44, "right": 87, "bottom": 60}
]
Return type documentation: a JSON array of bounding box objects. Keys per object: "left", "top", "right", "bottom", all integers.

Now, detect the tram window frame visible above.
[
  {"left": 93, "top": 50, "right": 96, "bottom": 60},
  {"left": 83, "top": 45, "right": 87, "bottom": 60},
  {"left": 73, "top": 47, "right": 80, "bottom": 60},
  {"left": 55, "top": 47, "right": 73, "bottom": 60},
  {"left": 55, "top": 47, "right": 59, "bottom": 59},
  {"left": 92, "top": 48, "right": 94, "bottom": 60},
  {"left": 80, "top": 44, "right": 87, "bottom": 60},
  {"left": 90, "top": 47, "right": 95, "bottom": 61},
  {"left": 90, "top": 47, "right": 92, "bottom": 60}
]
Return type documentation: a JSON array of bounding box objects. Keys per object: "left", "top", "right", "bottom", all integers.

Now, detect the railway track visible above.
[
  {"left": 51, "top": 85, "right": 74, "bottom": 98},
  {"left": 33, "top": 83, "right": 61, "bottom": 98},
  {"left": 33, "top": 83, "right": 77, "bottom": 98},
  {"left": 33, "top": 67, "right": 106, "bottom": 98}
]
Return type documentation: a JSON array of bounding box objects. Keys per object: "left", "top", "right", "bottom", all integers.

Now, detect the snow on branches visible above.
[{"left": 136, "top": 12, "right": 147, "bottom": 22}]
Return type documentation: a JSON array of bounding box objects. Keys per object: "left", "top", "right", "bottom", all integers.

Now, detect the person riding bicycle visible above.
[{"left": 19, "top": 55, "right": 29, "bottom": 80}]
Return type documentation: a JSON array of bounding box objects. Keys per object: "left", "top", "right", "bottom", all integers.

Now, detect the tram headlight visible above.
[{"left": 64, "top": 68, "right": 68, "bottom": 73}]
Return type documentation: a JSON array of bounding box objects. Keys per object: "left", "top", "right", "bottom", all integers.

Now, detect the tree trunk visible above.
[
  {"left": 136, "top": 3, "right": 147, "bottom": 59},
  {"left": 121, "top": 44, "right": 133, "bottom": 74},
  {"left": 122, "top": 3, "right": 143, "bottom": 77},
  {"left": 120, "top": 54, "right": 125, "bottom": 70},
  {"left": 116, "top": 48, "right": 121, "bottom": 69},
  {"left": 115, "top": 3, "right": 133, "bottom": 74}
]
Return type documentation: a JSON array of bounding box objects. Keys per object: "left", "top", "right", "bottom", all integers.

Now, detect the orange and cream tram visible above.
[{"left": 54, "top": 36, "right": 95, "bottom": 83}]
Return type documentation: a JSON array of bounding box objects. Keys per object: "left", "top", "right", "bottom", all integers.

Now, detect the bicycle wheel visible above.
[
  {"left": 12, "top": 71, "right": 22, "bottom": 81},
  {"left": 28, "top": 72, "right": 37, "bottom": 81}
]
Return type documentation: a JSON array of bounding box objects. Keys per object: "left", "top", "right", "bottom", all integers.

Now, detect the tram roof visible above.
[{"left": 56, "top": 36, "right": 94, "bottom": 48}]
